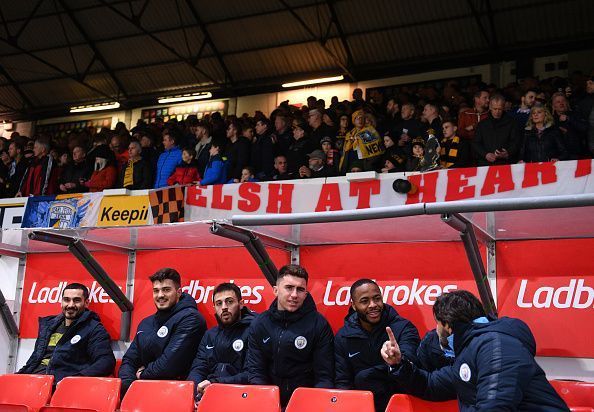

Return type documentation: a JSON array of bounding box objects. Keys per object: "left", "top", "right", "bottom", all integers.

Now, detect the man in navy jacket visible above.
[
  {"left": 335, "top": 279, "right": 420, "bottom": 412},
  {"left": 18, "top": 283, "right": 115, "bottom": 383},
  {"left": 119, "top": 268, "right": 206, "bottom": 394},
  {"left": 188, "top": 283, "right": 255, "bottom": 398},
  {"left": 247, "top": 264, "right": 334, "bottom": 406},
  {"left": 381, "top": 290, "right": 569, "bottom": 411}
]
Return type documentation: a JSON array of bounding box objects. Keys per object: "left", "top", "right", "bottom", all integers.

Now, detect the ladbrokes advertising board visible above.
[
  {"left": 20, "top": 252, "right": 129, "bottom": 339},
  {"left": 497, "top": 239, "right": 594, "bottom": 358}
]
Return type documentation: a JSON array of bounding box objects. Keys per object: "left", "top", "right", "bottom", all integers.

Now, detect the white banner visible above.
[{"left": 185, "top": 160, "right": 594, "bottom": 221}]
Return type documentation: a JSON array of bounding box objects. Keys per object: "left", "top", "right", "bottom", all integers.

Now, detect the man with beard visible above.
[
  {"left": 188, "top": 283, "right": 255, "bottom": 400},
  {"left": 18, "top": 283, "right": 115, "bottom": 384},
  {"left": 247, "top": 264, "right": 334, "bottom": 407},
  {"left": 381, "top": 290, "right": 569, "bottom": 411},
  {"left": 119, "top": 268, "right": 206, "bottom": 395},
  {"left": 334, "top": 279, "right": 420, "bottom": 412}
]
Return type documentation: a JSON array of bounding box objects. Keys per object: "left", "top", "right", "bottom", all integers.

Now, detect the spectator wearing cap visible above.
[
  {"left": 81, "top": 145, "right": 117, "bottom": 192},
  {"left": 405, "top": 138, "right": 425, "bottom": 172},
  {"left": 224, "top": 120, "right": 251, "bottom": 182},
  {"left": 340, "top": 110, "right": 385, "bottom": 174},
  {"left": 457, "top": 90, "right": 489, "bottom": 141},
  {"left": 299, "top": 150, "right": 336, "bottom": 179},
  {"left": 17, "top": 137, "right": 59, "bottom": 197},
  {"left": 440, "top": 120, "right": 471, "bottom": 169},
  {"left": 308, "top": 109, "right": 336, "bottom": 147},
  {"left": 154, "top": 128, "right": 183, "bottom": 188},
  {"left": 194, "top": 122, "right": 213, "bottom": 177},
  {"left": 252, "top": 119, "right": 276, "bottom": 180},
  {"left": 320, "top": 136, "right": 339, "bottom": 174},
  {"left": 381, "top": 134, "right": 406, "bottom": 173},
  {"left": 287, "top": 118, "right": 314, "bottom": 176},
  {"left": 271, "top": 155, "right": 294, "bottom": 181}
]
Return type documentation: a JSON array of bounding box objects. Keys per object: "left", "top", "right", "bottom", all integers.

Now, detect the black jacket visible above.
[
  {"left": 286, "top": 137, "right": 314, "bottom": 175},
  {"left": 118, "top": 293, "right": 206, "bottom": 393},
  {"left": 417, "top": 329, "right": 454, "bottom": 372},
  {"left": 225, "top": 137, "right": 251, "bottom": 180},
  {"left": 520, "top": 125, "right": 568, "bottom": 163},
  {"left": 59, "top": 161, "right": 92, "bottom": 194},
  {"left": 187, "top": 307, "right": 255, "bottom": 386},
  {"left": 335, "top": 305, "right": 420, "bottom": 390},
  {"left": 18, "top": 310, "right": 115, "bottom": 383},
  {"left": 247, "top": 294, "right": 334, "bottom": 406},
  {"left": 389, "top": 317, "right": 569, "bottom": 411},
  {"left": 473, "top": 113, "right": 522, "bottom": 166},
  {"left": 5, "top": 157, "right": 29, "bottom": 197},
  {"left": 251, "top": 133, "right": 276, "bottom": 180},
  {"left": 119, "top": 158, "right": 153, "bottom": 190}
]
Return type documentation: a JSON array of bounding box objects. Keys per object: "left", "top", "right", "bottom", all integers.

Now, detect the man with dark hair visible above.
[
  {"left": 18, "top": 283, "right": 115, "bottom": 383},
  {"left": 154, "top": 129, "right": 183, "bottom": 188},
  {"left": 512, "top": 89, "right": 538, "bottom": 127},
  {"left": 194, "top": 122, "right": 213, "bottom": 177},
  {"left": 335, "top": 279, "right": 420, "bottom": 412},
  {"left": 188, "top": 283, "right": 255, "bottom": 399},
  {"left": 472, "top": 95, "right": 522, "bottom": 166},
  {"left": 119, "top": 268, "right": 206, "bottom": 394},
  {"left": 381, "top": 290, "right": 569, "bottom": 411},
  {"left": 252, "top": 118, "right": 276, "bottom": 180},
  {"left": 4, "top": 140, "right": 28, "bottom": 197},
  {"left": 225, "top": 120, "right": 251, "bottom": 182},
  {"left": 457, "top": 90, "right": 489, "bottom": 141},
  {"left": 247, "top": 264, "right": 334, "bottom": 407},
  {"left": 416, "top": 328, "right": 455, "bottom": 372}
]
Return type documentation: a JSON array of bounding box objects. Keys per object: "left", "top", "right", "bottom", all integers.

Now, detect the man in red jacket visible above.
[{"left": 457, "top": 90, "right": 489, "bottom": 140}]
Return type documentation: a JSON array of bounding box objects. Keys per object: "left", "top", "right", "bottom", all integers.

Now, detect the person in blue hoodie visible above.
[
  {"left": 334, "top": 279, "right": 420, "bottom": 412},
  {"left": 381, "top": 290, "right": 569, "bottom": 411},
  {"left": 154, "top": 128, "right": 183, "bottom": 188},
  {"left": 199, "top": 139, "right": 227, "bottom": 186},
  {"left": 119, "top": 268, "right": 206, "bottom": 395},
  {"left": 18, "top": 283, "right": 115, "bottom": 384},
  {"left": 187, "top": 283, "right": 256, "bottom": 400},
  {"left": 247, "top": 264, "right": 334, "bottom": 407}
]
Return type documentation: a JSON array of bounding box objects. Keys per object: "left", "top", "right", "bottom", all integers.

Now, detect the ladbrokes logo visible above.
[
  {"left": 97, "top": 195, "right": 150, "bottom": 227},
  {"left": 516, "top": 279, "right": 593, "bottom": 309},
  {"left": 28, "top": 281, "right": 120, "bottom": 304}
]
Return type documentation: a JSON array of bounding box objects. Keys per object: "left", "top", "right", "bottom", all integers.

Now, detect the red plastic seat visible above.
[
  {"left": 39, "top": 377, "right": 120, "bottom": 412},
  {"left": 197, "top": 384, "right": 280, "bottom": 412},
  {"left": 386, "top": 394, "right": 459, "bottom": 411},
  {"left": 119, "top": 380, "right": 194, "bottom": 412},
  {"left": 0, "top": 374, "right": 54, "bottom": 412},
  {"left": 285, "top": 388, "right": 374, "bottom": 412},
  {"left": 550, "top": 380, "right": 594, "bottom": 411}
]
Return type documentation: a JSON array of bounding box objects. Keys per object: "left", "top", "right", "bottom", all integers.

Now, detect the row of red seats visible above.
[{"left": 0, "top": 374, "right": 592, "bottom": 412}]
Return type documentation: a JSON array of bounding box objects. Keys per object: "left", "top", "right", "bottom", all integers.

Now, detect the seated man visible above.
[
  {"left": 381, "top": 290, "right": 569, "bottom": 411},
  {"left": 335, "top": 279, "right": 420, "bottom": 412},
  {"left": 119, "top": 268, "right": 206, "bottom": 394},
  {"left": 247, "top": 264, "right": 334, "bottom": 407},
  {"left": 18, "top": 283, "right": 115, "bottom": 383},
  {"left": 188, "top": 283, "right": 255, "bottom": 399}
]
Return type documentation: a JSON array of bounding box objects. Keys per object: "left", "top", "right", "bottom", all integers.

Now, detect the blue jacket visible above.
[
  {"left": 389, "top": 317, "right": 569, "bottom": 411},
  {"left": 247, "top": 294, "right": 334, "bottom": 406},
  {"left": 200, "top": 154, "right": 227, "bottom": 186},
  {"left": 119, "top": 293, "right": 206, "bottom": 392},
  {"left": 18, "top": 310, "right": 115, "bottom": 383},
  {"left": 417, "top": 329, "right": 454, "bottom": 372},
  {"left": 154, "top": 146, "right": 182, "bottom": 188},
  {"left": 335, "top": 304, "right": 420, "bottom": 389},
  {"left": 187, "top": 307, "right": 255, "bottom": 386}
]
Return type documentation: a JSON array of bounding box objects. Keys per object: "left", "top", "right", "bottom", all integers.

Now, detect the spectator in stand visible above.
[
  {"left": 299, "top": 149, "right": 335, "bottom": 179},
  {"left": 405, "top": 138, "right": 425, "bottom": 172},
  {"left": 110, "top": 135, "right": 129, "bottom": 175},
  {"left": 3, "top": 141, "right": 28, "bottom": 197},
  {"left": 381, "top": 134, "right": 406, "bottom": 173},
  {"left": 120, "top": 141, "right": 152, "bottom": 190},
  {"left": 512, "top": 89, "right": 537, "bottom": 127},
  {"left": 473, "top": 95, "right": 521, "bottom": 167},
  {"left": 271, "top": 155, "right": 293, "bottom": 181},
  {"left": 17, "top": 138, "right": 59, "bottom": 197},
  {"left": 139, "top": 130, "right": 159, "bottom": 176},
  {"left": 351, "top": 88, "right": 366, "bottom": 110},
  {"left": 154, "top": 128, "right": 183, "bottom": 188},
  {"left": 308, "top": 108, "right": 335, "bottom": 146},
  {"left": 287, "top": 118, "right": 313, "bottom": 175},
  {"left": 58, "top": 146, "right": 92, "bottom": 194},
  {"left": 200, "top": 139, "right": 227, "bottom": 186},
  {"left": 239, "top": 166, "right": 258, "bottom": 183},
  {"left": 393, "top": 103, "right": 423, "bottom": 156},
  {"left": 81, "top": 145, "right": 117, "bottom": 192},
  {"left": 167, "top": 148, "right": 200, "bottom": 186},
  {"left": 520, "top": 104, "right": 567, "bottom": 164},
  {"left": 242, "top": 124, "right": 255, "bottom": 143},
  {"left": 336, "top": 113, "right": 351, "bottom": 153},
  {"left": 457, "top": 90, "right": 489, "bottom": 141},
  {"left": 576, "top": 76, "right": 594, "bottom": 156},
  {"left": 225, "top": 120, "right": 251, "bottom": 182},
  {"left": 320, "top": 136, "right": 339, "bottom": 173},
  {"left": 340, "top": 110, "right": 384, "bottom": 173},
  {"left": 381, "top": 97, "right": 401, "bottom": 136},
  {"left": 273, "top": 113, "right": 293, "bottom": 157},
  {"left": 421, "top": 103, "right": 443, "bottom": 140},
  {"left": 440, "top": 120, "right": 471, "bottom": 169},
  {"left": 194, "top": 122, "right": 213, "bottom": 177},
  {"left": 252, "top": 118, "right": 275, "bottom": 180},
  {"left": 87, "top": 131, "right": 110, "bottom": 166},
  {"left": 552, "top": 92, "right": 588, "bottom": 159}
]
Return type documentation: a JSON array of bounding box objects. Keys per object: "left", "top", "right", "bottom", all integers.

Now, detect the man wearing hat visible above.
[{"left": 298, "top": 149, "right": 336, "bottom": 179}]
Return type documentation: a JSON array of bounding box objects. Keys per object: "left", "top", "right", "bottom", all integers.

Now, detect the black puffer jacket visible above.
[{"left": 520, "top": 124, "right": 568, "bottom": 163}]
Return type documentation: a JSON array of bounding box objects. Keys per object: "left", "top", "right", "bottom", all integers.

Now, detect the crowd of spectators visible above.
[{"left": 1, "top": 72, "right": 593, "bottom": 198}]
